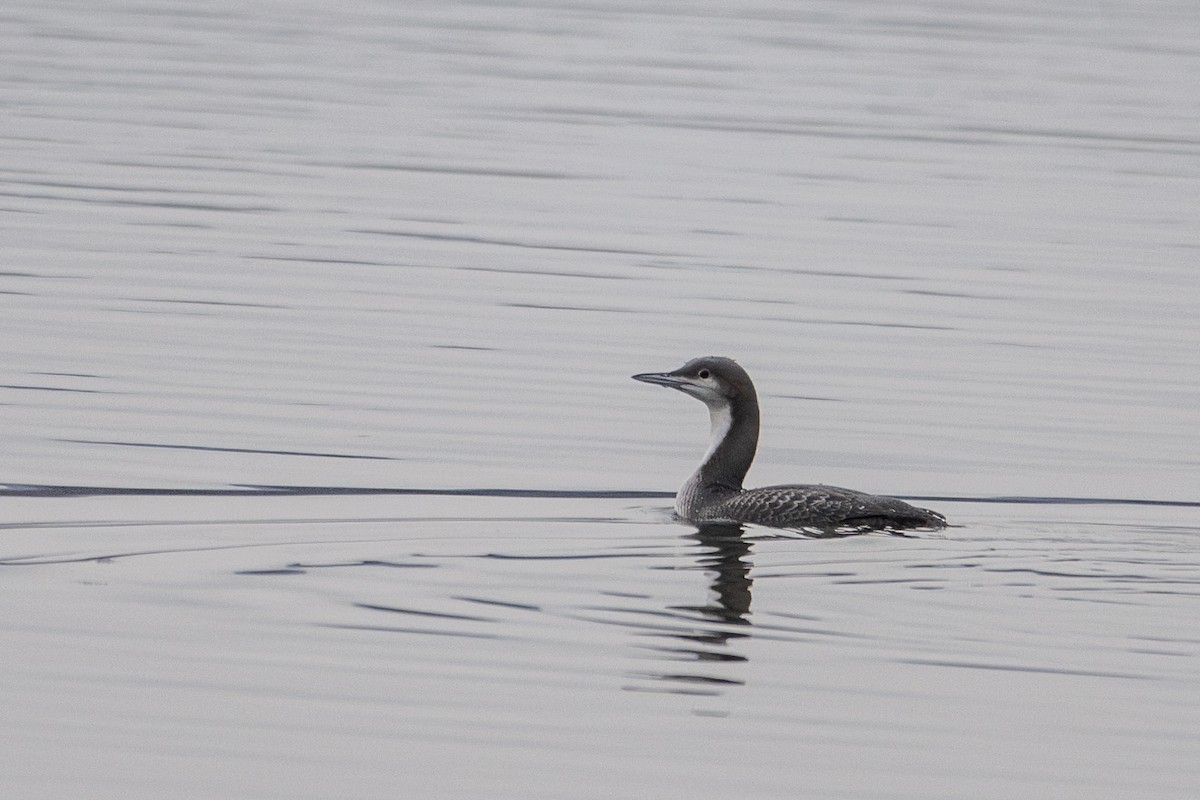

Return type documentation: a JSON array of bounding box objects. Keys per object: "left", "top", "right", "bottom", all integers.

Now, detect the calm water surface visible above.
[{"left": 3, "top": 1, "right": 1199, "bottom": 798}]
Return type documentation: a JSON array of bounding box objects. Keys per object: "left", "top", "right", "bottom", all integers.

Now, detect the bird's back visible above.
[{"left": 692, "top": 484, "right": 946, "bottom": 531}]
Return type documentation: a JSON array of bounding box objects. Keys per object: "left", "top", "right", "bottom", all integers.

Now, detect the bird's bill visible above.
[{"left": 631, "top": 371, "right": 689, "bottom": 388}]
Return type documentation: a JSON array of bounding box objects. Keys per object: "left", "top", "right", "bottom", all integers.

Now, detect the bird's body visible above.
[{"left": 633, "top": 356, "right": 946, "bottom": 532}]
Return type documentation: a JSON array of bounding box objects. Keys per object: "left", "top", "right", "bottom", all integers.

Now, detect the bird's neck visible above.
[
  {"left": 676, "top": 395, "right": 759, "bottom": 517},
  {"left": 698, "top": 397, "right": 759, "bottom": 489}
]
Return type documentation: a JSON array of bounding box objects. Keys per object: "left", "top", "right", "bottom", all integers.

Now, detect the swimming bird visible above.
[{"left": 633, "top": 356, "right": 946, "bottom": 531}]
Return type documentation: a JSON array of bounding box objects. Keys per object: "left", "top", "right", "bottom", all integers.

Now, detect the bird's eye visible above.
[{"left": 698, "top": 369, "right": 710, "bottom": 379}]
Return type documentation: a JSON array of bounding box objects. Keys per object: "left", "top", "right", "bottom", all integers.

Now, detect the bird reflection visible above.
[
  {"left": 626, "top": 522, "right": 755, "bottom": 695},
  {"left": 673, "top": 522, "right": 754, "bottom": 629}
]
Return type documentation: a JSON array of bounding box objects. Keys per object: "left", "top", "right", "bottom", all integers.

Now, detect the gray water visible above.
[{"left": 3, "top": 1, "right": 1199, "bottom": 798}]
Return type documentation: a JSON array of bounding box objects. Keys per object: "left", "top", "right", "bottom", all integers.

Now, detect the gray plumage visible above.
[{"left": 633, "top": 356, "right": 946, "bottom": 532}]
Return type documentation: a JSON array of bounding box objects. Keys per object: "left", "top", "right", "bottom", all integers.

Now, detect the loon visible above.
[{"left": 633, "top": 356, "right": 946, "bottom": 531}]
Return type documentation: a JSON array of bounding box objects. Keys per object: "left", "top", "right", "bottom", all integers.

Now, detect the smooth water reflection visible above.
[{"left": 2, "top": 492, "right": 1199, "bottom": 798}]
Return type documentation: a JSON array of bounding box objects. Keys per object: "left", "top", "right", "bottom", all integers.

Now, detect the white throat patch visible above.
[{"left": 702, "top": 403, "right": 733, "bottom": 465}]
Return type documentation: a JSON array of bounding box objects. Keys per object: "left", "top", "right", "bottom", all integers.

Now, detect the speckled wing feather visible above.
[{"left": 702, "top": 484, "right": 946, "bottom": 531}]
